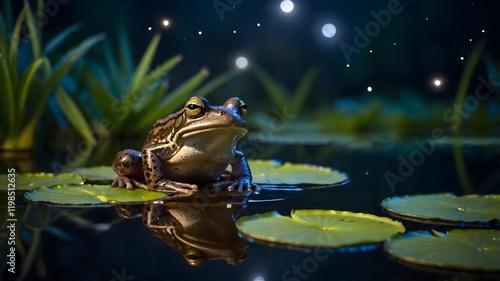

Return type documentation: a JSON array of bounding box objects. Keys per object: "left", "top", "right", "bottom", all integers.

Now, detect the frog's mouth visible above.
[{"left": 173, "top": 125, "right": 248, "bottom": 144}]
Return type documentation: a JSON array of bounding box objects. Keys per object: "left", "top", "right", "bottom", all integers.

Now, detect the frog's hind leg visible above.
[{"left": 112, "top": 149, "right": 146, "bottom": 189}]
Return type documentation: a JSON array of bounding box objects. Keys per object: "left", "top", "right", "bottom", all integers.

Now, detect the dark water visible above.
[{"left": 2, "top": 143, "right": 499, "bottom": 281}]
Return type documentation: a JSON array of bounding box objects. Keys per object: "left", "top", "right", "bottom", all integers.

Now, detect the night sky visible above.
[{"left": 19, "top": 0, "right": 500, "bottom": 102}]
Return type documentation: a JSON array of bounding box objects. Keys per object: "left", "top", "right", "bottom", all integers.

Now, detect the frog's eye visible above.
[
  {"left": 185, "top": 98, "right": 205, "bottom": 118},
  {"left": 239, "top": 100, "right": 247, "bottom": 116}
]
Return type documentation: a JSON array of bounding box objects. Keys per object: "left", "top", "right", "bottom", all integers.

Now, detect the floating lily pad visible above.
[
  {"left": 384, "top": 229, "right": 500, "bottom": 271},
  {"left": 24, "top": 184, "right": 168, "bottom": 206},
  {"left": 249, "top": 160, "right": 348, "bottom": 186},
  {"left": 74, "top": 166, "right": 115, "bottom": 181},
  {"left": 381, "top": 193, "right": 500, "bottom": 226},
  {"left": 74, "top": 160, "right": 348, "bottom": 187},
  {"left": 0, "top": 173, "right": 84, "bottom": 191},
  {"left": 236, "top": 209, "right": 405, "bottom": 249}
]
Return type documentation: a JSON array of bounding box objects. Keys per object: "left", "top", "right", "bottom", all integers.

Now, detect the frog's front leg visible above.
[
  {"left": 213, "top": 151, "right": 260, "bottom": 192},
  {"left": 112, "top": 149, "right": 147, "bottom": 189},
  {"left": 142, "top": 145, "right": 198, "bottom": 194}
]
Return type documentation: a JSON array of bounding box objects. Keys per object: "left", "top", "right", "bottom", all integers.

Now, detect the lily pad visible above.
[
  {"left": 74, "top": 166, "right": 115, "bottom": 181},
  {"left": 24, "top": 184, "right": 168, "bottom": 205},
  {"left": 74, "top": 160, "right": 349, "bottom": 187},
  {"left": 235, "top": 209, "right": 405, "bottom": 249},
  {"left": 381, "top": 193, "right": 500, "bottom": 226},
  {"left": 384, "top": 229, "right": 500, "bottom": 271},
  {"left": 0, "top": 173, "right": 84, "bottom": 191},
  {"left": 249, "top": 160, "right": 348, "bottom": 186}
]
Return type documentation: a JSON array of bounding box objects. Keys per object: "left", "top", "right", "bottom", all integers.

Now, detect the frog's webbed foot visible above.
[
  {"left": 153, "top": 180, "right": 198, "bottom": 195},
  {"left": 212, "top": 177, "right": 260, "bottom": 193},
  {"left": 112, "top": 176, "right": 148, "bottom": 189}
]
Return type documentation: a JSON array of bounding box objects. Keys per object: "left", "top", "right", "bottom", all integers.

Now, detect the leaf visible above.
[
  {"left": 44, "top": 23, "right": 83, "bottom": 56},
  {"left": 381, "top": 193, "right": 500, "bottom": 226},
  {"left": 236, "top": 210, "right": 405, "bottom": 249},
  {"left": 290, "top": 65, "right": 320, "bottom": 113},
  {"left": 74, "top": 160, "right": 348, "bottom": 188},
  {"left": 192, "top": 69, "right": 238, "bottom": 97},
  {"left": 128, "top": 33, "right": 161, "bottom": 96},
  {"left": 24, "top": 3, "right": 41, "bottom": 60},
  {"left": 54, "top": 87, "right": 96, "bottom": 144},
  {"left": 24, "top": 184, "right": 168, "bottom": 205},
  {"left": 17, "top": 57, "right": 48, "bottom": 121},
  {"left": 0, "top": 173, "right": 83, "bottom": 191},
  {"left": 248, "top": 160, "right": 348, "bottom": 186},
  {"left": 252, "top": 65, "right": 288, "bottom": 107},
  {"left": 384, "top": 229, "right": 500, "bottom": 271},
  {"left": 85, "top": 69, "right": 121, "bottom": 122},
  {"left": 128, "top": 68, "right": 209, "bottom": 133}
]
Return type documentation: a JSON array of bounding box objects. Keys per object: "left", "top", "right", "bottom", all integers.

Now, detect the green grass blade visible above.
[
  {"left": 122, "top": 82, "right": 168, "bottom": 133},
  {"left": 128, "top": 33, "right": 161, "bottom": 95},
  {"left": 8, "top": 5, "right": 27, "bottom": 66},
  {"left": 192, "top": 69, "right": 238, "bottom": 97},
  {"left": 84, "top": 69, "right": 120, "bottom": 121},
  {"left": 30, "top": 34, "right": 105, "bottom": 128},
  {"left": 290, "top": 66, "right": 320, "bottom": 113},
  {"left": 17, "top": 57, "right": 47, "bottom": 124},
  {"left": 158, "top": 67, "right": 209, "bottom": 108},
  {"left": 24, "top": 2, "right": 41, "bottom": 60},
  {"left": 450, "top": 40, "right": 485, "bottom": 194},
  {"left": 452, "top": 40, "right": 485, "bottom": 130},
  {"left": 128, "top": 54, "right": 183, "bottom": 113},
  {"left": 139, "top": 54, "right": 182, "bottom": 92},
  {"left": 118, "top": 26, "right": 135, "bottom": 77},
  {"left": 130, "top": 68, "right": 209, "bottom": 133},
  {"left": 54, "top": 87, "right": 96, "bottom": 144},
  {"left": 252, "top": 65, "right": 288, "bottom": 107},
  {"left": 0, "top": 54, "right": 15, "bottom": 133},
  {"left": 1, "top": 0, "right": 13, "bottom": 32},
  {"left": 55, "top": 33, "right": 105, "bottom": 69},
  {"left": 44, "top": 23, "right": 83, "bottom": 56},
  {"left": 102, "top": 43, "right": 124, "bottom": 95}
]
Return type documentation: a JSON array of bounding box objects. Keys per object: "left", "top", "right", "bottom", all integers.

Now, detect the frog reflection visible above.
[{"left": 115, "top": 191, "right": 249, "bottom": 266}]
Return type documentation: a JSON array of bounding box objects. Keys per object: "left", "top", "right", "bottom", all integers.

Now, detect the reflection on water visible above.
[{"left": 115, "top": 191, "right": 250, "bottom": 266}]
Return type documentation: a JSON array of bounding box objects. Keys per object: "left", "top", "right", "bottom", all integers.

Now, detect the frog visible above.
[{"left": 112, "top": 96, "right": 259, "bottom": 195}]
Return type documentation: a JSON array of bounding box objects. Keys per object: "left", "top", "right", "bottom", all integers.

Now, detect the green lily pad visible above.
[
  {"left": 24, "top": 184, "right": 168, "bottom": 205},
  {"left": 384, "top": 229, "right": 500, "bottom": 271},
  {"left": 0, "top": 173, "right": 84, "bottom": 191},
  {"left": 249, "top": 160, "right": 348, "bottom": 186},
  {"left": 74, "top": 166, "right": 116, "bottom": 181},
  {"left": 381, "top": 193, "right": 500, "bottom": 226},
  {"left": 74, "top": 160, "right": 348, "bottom": 187},
  {"left": 236, "top": 209, "right": 405, "bottom": 249}
]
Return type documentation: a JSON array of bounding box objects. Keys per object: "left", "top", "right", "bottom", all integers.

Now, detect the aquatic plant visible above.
[
  {"left": 0, "top": 0, "right": 103, "bottom": 150},
  {"left": 81, "top": 28, "right": 239, "bottom": 136},
  {"left": 252, "top": 65, "right": 320, "bottom": 114}
]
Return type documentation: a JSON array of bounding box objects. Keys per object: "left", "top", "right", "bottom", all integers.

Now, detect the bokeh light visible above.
[
  {"left": 367, "top": 86, "right": 373, "bottom": 92},
  {"left": 321, "top": 23, "right": 336, "bottom": 38},
  {"left": 433, "top": 79, "right": 442, "bottom": 87},
  {"left": 162, "top": 19, "right": 170, "bottom": 27},
  {"left": 235, "top": 56, "right": 249, "bottom": 69},
  {"left": 280, "top": 0, "right": 294, "bottom": 13}
]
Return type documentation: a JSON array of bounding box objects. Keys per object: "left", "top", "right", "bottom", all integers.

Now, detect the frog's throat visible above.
[{"left": 172, "top": 126, "right": 248, "bottom": 144}]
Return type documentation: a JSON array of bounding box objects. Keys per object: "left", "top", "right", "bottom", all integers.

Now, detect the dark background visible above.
[{"left": 12, "top": 0, "right": 500, "bottom": 104}]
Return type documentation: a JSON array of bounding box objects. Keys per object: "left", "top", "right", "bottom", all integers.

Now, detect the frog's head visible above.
[{"left": 171, "top": 96, "right": 249, "bottom": 144}]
